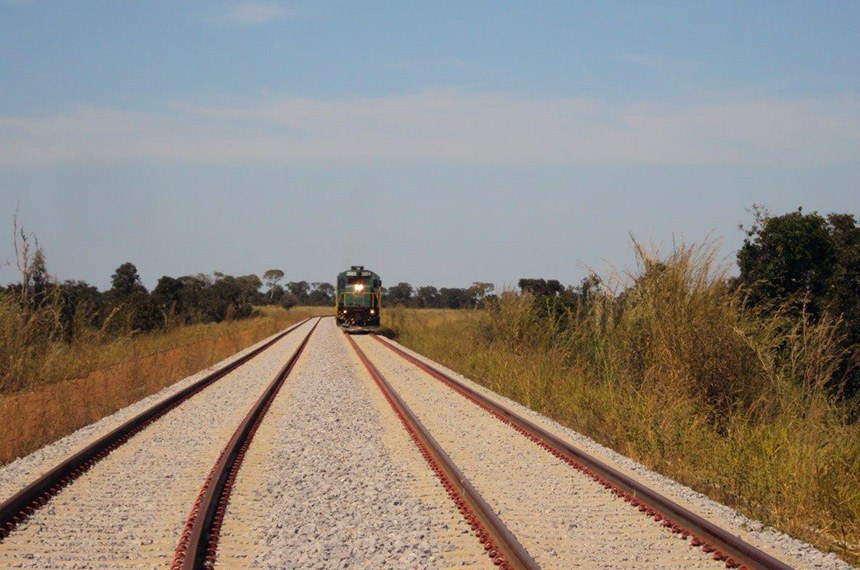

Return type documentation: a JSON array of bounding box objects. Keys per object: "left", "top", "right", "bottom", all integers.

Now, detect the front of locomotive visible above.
[{"left": 336, "top": 266, "right": 381, "bottom": 329}]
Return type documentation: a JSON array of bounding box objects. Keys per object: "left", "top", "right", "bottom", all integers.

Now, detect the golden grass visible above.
[
  {"left": 384, "top": 243, "right": 860, "bottom": 565},
  {"left": 0, "top": 306, "right": 330, "bottom": 466}
]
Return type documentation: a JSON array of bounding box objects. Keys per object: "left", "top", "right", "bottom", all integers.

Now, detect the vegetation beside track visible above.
[
  {"left": 384, "top": 242, "right": 860, "bottom": 565},
  {"left": 0, "top": 306, "right": 329, "bottom": 466}
]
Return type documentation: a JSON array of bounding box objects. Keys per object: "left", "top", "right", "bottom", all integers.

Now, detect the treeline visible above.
[
  {"left": 515, "top": 206, "right": 860, "bottom": 400},
  {"left": 4, "top": 267, "right": 338, "bottom": 341},
  {"left": 1, "top": 225, "right": 335, "bottom": 345},
  {"left": 262, "top": 270, "right": 335, "bottom": 308},
  {"left": 380, "top": 282, "right": 495, "bottom": 308}
]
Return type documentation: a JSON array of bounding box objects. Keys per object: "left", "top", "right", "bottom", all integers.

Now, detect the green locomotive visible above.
[{"left": 336, "top": 266, "right": 382, "bottom": 329}]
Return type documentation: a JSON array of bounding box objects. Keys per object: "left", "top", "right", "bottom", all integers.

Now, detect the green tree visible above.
[
  {"left": 738, "top": 207, "right": 860, "bottom": 397},
  {"left": 518, "top": 278, "right": 563, "bottom": 297},
  {"left": 236, "top": 274, "right": 263, "bottom": 304},
  {"left": 152, "top": 276, "right": 185, "bottom": 324},
  {"left": 104, "top": 262, "right": 160, "bottom": 333},
  {"left": 738, "top": 207, "right": 835, "bottom": 317},
  {"left": 268, "top": 284, "right": 286, "bottom": 304},
  {"left": 124, "top": 291, "right": 161, "bottom": 333},
  {"left": 176, "top": 275, "right": 207, "bottom": 322},
  {"left": 307, "top": 282, "right": 335, "bottom": 306},
  {"left": 415, "top": 285, "right": 441, "bottom": 308},
  {"left": 263, "top": 269, "right": 285, "bottom": 303},
  {"left": 439, "top": 287, "right": 469, "bottom": 308},
  {"left": 467, "top": 282, "right": 494, "bottom": 308},
  {"left": 287, "top": 281, "right": 310, "bottom": 304},
  {"left": 110, "top": 262, "right": 146, "bottom": 298},
  {"left": 384, "top": 282, "right": 414, "bottom": 306},
  {"left": 826, "top": 213, "right": 860, "bottom": 335},
  {"left": 58, "top": 280, "right": 103, "bottom": 341},
  {"left": 202, "top": 274, "right": 257, "bottom": 321},
  {"left": 280, "top": 292, "right": 299, "bottom": 309},
  {"left": 263, "top": 269, "right": 284, "bottom": 288}
]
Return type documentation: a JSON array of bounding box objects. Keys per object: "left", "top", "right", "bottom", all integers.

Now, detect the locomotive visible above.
[{"left": 336, "top": 266, "right": 382, "bottom": 330}]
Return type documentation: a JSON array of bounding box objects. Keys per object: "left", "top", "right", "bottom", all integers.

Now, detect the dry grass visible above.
[
  {"left": 385, "top": 242, "right": 860, "bottom": 565},
  {"left": 0, "top": 306, "right": 330, "bottom": 466}
]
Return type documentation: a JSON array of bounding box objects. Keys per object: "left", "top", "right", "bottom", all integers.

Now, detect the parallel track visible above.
[
  {"left": 0, "top": 318, "right": 807, "bottom": 569},
  {"left": 0, "top": 318, "right": 311, "bottom": 543},
  {"left": 172, "top": 318, "right": 319, "bottom": 570},
  {"left": 367, "top": 333, "right": 796, "bottom": 570},
  {"left": 347, "top": 333, "right": 539, "bottom": 570}
]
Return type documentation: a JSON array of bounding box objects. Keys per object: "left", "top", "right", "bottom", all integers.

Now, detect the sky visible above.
[{"left": 1, "top": 1, "right": 858, "bottom": 290}]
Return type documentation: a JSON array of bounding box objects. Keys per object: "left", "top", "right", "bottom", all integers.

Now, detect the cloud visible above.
[
  {"left": 1, "top": 91, "right": 858, "bottom": 168},
  {"left": 221, "top": 2, "right": 292, "bottom": 24}
]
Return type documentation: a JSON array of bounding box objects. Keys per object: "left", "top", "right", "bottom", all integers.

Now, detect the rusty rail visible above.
[
  {"left": 371, "top": 334, "right": 795, "bottom": 570},
  {"left": 347, "top": 333, "right": 539, "bottom": 570},
  {"left": 172, "top": 318, "right": 320, "bottom": 570},
  {"left": 0, "top": 318, "right": 312, "bottom": 542}
]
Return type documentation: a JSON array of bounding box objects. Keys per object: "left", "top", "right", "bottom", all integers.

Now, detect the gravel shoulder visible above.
[
  {"left": 374, "top": 335, "right": 855, "bottom": 570},
  {"left": 0, "top": 320, "right": 315, "bottom": 569}
]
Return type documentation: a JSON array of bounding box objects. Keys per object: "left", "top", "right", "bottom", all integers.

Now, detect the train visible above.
[{"left": 336, "top": 266, "right": 382, "bottom": 330}]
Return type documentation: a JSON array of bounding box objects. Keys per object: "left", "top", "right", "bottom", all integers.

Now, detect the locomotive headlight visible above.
[
  {"left": 370, "top": 309, "right": 375, "bottom": 314},
  {"left": 354, "top": 283, "right": 365, "bottom": 292}
]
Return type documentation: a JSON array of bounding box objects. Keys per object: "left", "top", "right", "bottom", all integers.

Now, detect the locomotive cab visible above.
[{"left": 336, "top": 266, "right": 381, "bottom": 329}]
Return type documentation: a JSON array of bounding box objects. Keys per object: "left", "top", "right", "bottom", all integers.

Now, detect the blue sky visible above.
[{"left": 1, "top": 1, "right": 858, "bottom": 290}]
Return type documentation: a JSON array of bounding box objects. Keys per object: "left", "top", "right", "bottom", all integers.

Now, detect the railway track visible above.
[
  {"left": 211, "top": 316, "right": 495, "bottom": 569},
  {"left": 0, "top": 316, "right": 836, "bottom": 568},
  {"left": 0, "top": 318, "right": 318, "bottom": 568},
  {"left": 347, "top": 332, "right": 538, "bottom": 570},
  {"left": 171, "top": 318, "right": 319, "bottom": 569}
]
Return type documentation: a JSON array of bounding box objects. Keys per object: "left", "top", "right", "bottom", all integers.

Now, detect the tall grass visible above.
[
  {"left": 0, "top": 291, "right": 62, "bottom": 393},
  {"left": 386, "top": 242, "right": 860, "bottom": 564},
  {"left": 0, "top": 305, "right": 329, "bottom": 465}
]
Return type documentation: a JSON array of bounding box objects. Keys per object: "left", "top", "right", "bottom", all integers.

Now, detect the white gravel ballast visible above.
[
  {"left": 1, "top": 316, "right": 853, "bottom": 570},
  {"left": 216, "top": 317, "right": 489, "bottom": 569}
]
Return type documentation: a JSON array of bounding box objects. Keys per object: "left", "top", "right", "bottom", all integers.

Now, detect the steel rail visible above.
[
  {"left": 371, "top": 334, "right": 795, "bottom": 570},
  {"left": 172, "top": 318, "right": 320, "bottom": 570},
  {"left": 0, "top": 317, "right": 313, "bottom": 542},
  {"left": 347, "top": 333, "right": 539, "bottom": 570}
]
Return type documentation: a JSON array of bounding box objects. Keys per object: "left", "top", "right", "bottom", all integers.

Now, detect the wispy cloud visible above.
[
  {"left": 1, "top": 91, "right": 858, "bottom": 167},
  {"left": 220, "top": 2, "right": 292, "bottom": 24}
]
